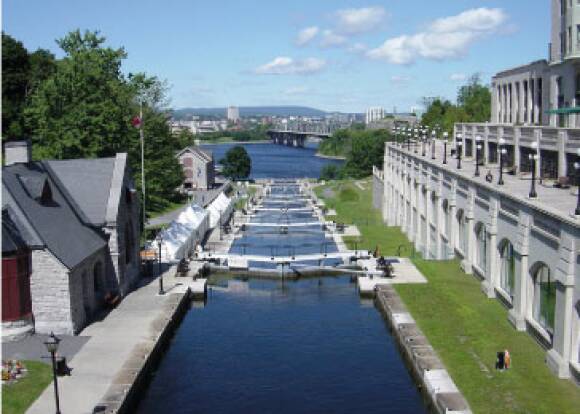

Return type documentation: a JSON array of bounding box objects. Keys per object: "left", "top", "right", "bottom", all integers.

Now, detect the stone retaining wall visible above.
[{"left": 374, "top": 284, "right": 472, "bottom": 414}]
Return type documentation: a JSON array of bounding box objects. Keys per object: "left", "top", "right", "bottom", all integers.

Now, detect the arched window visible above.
[
  {"left": 442, "top": 200, "right": 450, "bottom": 237},
  {"left": 475, "top": 223, "right": 487, "bottom": 273},
  {"left": 532, "top": 263, "right": 556, "bottom": 335},
  {"left": 499, "top": 240, "right": 515, "bottom": 297},
  {"left": 457, "top": 209, "right": 466, "bottom": 253}
]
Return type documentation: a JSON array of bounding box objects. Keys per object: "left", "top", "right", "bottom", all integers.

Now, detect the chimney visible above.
[{"left": 3, "top": 140, "right": 32, "bottom": 166}]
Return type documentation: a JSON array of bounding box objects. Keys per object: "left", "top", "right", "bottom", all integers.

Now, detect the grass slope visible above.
[{"left": 316, "top": 178, "right": 580, "bottom": 414}]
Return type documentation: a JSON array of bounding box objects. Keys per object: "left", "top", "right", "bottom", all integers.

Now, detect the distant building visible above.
[
  {"left": 491, "top": 0, "right": 580, "bottom": 127},
  {"left": 227, "top": 106, "right": 240, "bottom": 123},
  {"left": 2, "top": 140, "right": 141, "bottom": 336},
  {"left": 176, "top": 146, "right": 215, "bottom": 191},
  {"left": 365, "top": 107, "right": 385, "bottom": 124},
  {"left": 367, "top": 113, "right": 419, "bottom": 130}
]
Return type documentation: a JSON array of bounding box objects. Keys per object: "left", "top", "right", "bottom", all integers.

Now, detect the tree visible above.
[
  {"left": 457, "top": 74, "right": 491, "bottom": 122},
  {"left": 2, "top": 33, "right": 30, "bottom": 140},
  {"left": 220, "top": 146, "right": 251, "bottom": 179},
  {"left": 320, "top": 164, "right": 342, "bottom": 181},
  {"left": 23, "top": 30, "right": 184, "bottom": 217}
]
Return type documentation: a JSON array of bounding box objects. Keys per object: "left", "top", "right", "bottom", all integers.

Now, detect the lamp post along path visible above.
[{"left": 44, "top": 332, "right": 62, "bottom": 414}]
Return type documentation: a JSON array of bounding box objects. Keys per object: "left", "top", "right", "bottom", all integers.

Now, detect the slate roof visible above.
[
  {"left": 176, "top": 146, "right": 213, "bottom": 162},
  {"left": 2, "top": 162, "right": 107, "bottom": 269},
  {"left": 46, "top": 158, "right": 116, "bottom": 226}
]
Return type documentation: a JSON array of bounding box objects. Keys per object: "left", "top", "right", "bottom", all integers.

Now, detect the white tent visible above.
[
  {"left": 151, "top": 204, "right": 209, "bottom": 263},
  {"left": 207, "top": 192, "right": 234, "bottom": 228}
]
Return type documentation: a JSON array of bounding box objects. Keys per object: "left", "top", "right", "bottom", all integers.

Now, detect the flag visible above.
[{"left": 131, "top": 116, "right": 142, "bottom": 128}]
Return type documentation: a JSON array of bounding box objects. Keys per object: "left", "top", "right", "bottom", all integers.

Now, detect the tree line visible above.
[
  {"left": 2, "top": 30, "right": 186, "bottom": 220},
  {"left": 319, "top": 75, "right": 491, "bottom": 180}
]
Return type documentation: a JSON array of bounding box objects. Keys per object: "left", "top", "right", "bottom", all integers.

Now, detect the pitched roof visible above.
[
  {"left": 176, "top": 146, "right": 213, "bottom": 162},
  {"left": 46, "top": 157, "right": 116, "bottom": 226},
  {"left": 2, "top": 162, "right": 107, "bottom": 269}
]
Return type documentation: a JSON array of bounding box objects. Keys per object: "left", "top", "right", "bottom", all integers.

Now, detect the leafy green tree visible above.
[
  {"left": 457, "top": 74, "right": 491, "bottom": 122},
  {"left": 343, "top": 129, "right": 391, "bottom": 178},
  {"left": 2, "top": 33, "right": 30, "bottom": 140},
  {"left": 220, "top": 146, "right": 251, "bottom": 179},
  {"left": 320, "top": 164, "right": 342, "bottom": 181}
]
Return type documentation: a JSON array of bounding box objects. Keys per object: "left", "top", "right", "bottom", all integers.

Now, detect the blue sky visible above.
[{"left": 3, "top": 0, "right": 548, "bottom": 113}]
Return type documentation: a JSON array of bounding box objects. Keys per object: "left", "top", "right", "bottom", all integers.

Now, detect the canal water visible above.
[
  {"left": 137, "top": 181, "right": 426, "bottom": 412},
  {"left": 200, "top": 142, "right": 343, "bottom": 179}
]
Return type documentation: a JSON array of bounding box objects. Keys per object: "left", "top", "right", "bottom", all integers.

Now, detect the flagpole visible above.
[{"left": 140, "top": 100, "right": 146, "bottom": 228}]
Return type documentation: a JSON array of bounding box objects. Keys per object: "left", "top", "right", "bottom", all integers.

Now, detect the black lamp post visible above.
[
  {"left": 422, "top": 134, "right": 427, "bottom": 156},
  {"left": 44, "top": 332, "right": 62, "bottom": 414},
  {"left": 456, "top": 134, "right": 463, "bottom": 169},
  {"left": 431, "top": 130, "right": 436, "bottom": 159},
  {"left": 413, "top": 129, "right": 418, "bottom": 153},
  {"left": 529, "top": 142, "right": 538, "bottom": 198},
  {"left": 575, "top": 148, "right": 580, "bottom": 215},
  {"left": 156, "top": 231, "right": 165, "bottom": 295},
  {"left": 443, "top": 132, "right": 448, "bottom": 164},
  {"left": 498, "top": 138, "right": 506, "bottom": 185},
  {"left": 474, "top": 135, "right": 482, "bottom": 177},
  {"left": 407, "top": 131, "right": 411, "bottom": 150}
]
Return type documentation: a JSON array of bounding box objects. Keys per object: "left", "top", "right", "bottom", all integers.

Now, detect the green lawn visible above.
[
  {"left": 2, "top": 361, "right": 53, "bottom": 414},
  {"left": 316, "top": 178, "right": 580, "bottom": 414},
  {"left": 147, "top": 200, "right": 186, "bottom": 219}
]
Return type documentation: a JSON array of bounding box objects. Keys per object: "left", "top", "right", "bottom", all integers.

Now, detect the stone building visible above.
[
  {"left": 491, "top": 0, "right": 580, "bottom": 128},
  {"left": 376, "top": 140, "right": 579, "bottom": 381},
  {"left": 176, "top": 146, "right": 215, "bottom": 191},
  {"left": 2, "top": 140, "right": 141, "bottom": 336}
]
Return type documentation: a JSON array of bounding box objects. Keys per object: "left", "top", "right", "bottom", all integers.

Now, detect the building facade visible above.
[
  {"left": 491, "top": 1, "right": 580, "bottom": 128},
  {"left": 227, "top": 106, "right": 240, "bottom": 123},
  {"left": 377, "top": 142, "right": 579, "bottom": 381},
  {"left": 2, "top": 141, "right": 141, "bottom": 336},
  {"left": 365, "top": 107, "right": 385, "bottom": 125},
  {"left": 176, "top": 146, "right": 215, "bottom": 191}
]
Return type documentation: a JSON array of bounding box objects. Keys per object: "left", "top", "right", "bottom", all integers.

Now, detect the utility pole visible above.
[{"left": 140, "top": 100, "right": 146, "bottom": 228}]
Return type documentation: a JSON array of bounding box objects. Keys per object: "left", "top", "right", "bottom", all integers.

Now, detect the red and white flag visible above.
[{"left": 131, "top": 116, "right": 142, "bottom": 128}]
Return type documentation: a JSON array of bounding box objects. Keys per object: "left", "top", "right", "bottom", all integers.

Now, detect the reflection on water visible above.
[{"left": 137, "top": 277, "right": 426, "bottom": 414}]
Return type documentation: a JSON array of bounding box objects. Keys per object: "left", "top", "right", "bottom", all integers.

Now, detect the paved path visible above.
[
  {"left": 2, "top": 334, "right": 89, "bottom": 363},
  {"left": 27, "top": 268, "right": 194, "bottom": 414}
]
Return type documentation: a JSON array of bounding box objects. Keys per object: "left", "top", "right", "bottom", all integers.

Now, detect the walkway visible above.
[{"left": 27, "top": 269, "right": 200, "bottom": 414}]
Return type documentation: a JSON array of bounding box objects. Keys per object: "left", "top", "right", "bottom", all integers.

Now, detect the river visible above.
[{"left": 200, "top": 141, "right": 343, "bottom": 179}]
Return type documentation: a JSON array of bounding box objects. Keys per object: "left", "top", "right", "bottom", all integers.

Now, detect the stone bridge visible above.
[{"left": 267, "top": 130, "right": 332, "bottom": 148}]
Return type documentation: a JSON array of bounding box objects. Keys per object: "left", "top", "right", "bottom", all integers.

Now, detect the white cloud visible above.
[
  {"left": 335, "top": 6, "right": 387, "bottom": 34},
  {"left": 430, "top": 8, "right": 507, "bottom": 34},
  {"left": 255, "top": 57, "right": 326, "bottom": 75},
  {"left": 450, "top": 73, "right": 467, "bottom": 82},
  {"left": 319, "top": 30, "right": 347, "bottom": 48},
  {"left": 367, "top": 8, "right": 508, "bottom": 65},
  {"left": 347, "top": 42, "right": 368, "bottom": 54},
  {"left": 296, "top": 26, "right": 319, "bottom": 46}
]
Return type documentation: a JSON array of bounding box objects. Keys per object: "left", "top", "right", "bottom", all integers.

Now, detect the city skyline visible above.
[{"left": 4, "top": 1, "right": 547, "bottom": 112}]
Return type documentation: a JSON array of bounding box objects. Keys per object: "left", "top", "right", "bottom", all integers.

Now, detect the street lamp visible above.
[
  {"left": 421, "top": 134, "right": 427, "bottom": 156},
  {"left": 431, "top": 130, "right": 436, "bottom": 159},
  {"left": 443, "top": 132, "right": 448, "bottom": 164},
  {"left": 575, "top": 148, "right": 580, "bottom": 215},
  {"left": 156, "top": 231, "right": 165, "bottom": 295},
  {"left": 456, "top": 133, "right": 463, "bottom": 169},
  {"left": 407, "top": 131, "right": 411, "bottom": 150},
  {"left": 498, "top": 138, "right": 506, "bottom": 185},
  {"left": 44, "top": 332, "right": 62, "bottom": 414},
  {"left": 413, "top": 129, "right": 418, "bottom": 153},
  {"left": 529, "top": 141, "right": 538, "bottom": 198},
  {"left": 475, "top": 136, "right": 482, "bottom": 177}
]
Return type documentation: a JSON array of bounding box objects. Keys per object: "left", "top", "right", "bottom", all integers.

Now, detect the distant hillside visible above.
[{"left": 172, "top": 106, "right": 328, "bottom": 119}]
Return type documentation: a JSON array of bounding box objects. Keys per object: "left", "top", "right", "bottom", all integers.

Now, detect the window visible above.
[
  {"left": 475, "top": 223, "right": 487, "bottom": 273},
  {"left": 532, "top": 263, "right": 556, "bottom": 335},
  {"left": 499, "top": 240, "right": 515, "bottom": 297}
]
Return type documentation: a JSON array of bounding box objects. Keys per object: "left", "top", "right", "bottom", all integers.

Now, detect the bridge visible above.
[{"left": 267, "top": 130, "right": 332, "bottom": 148}]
